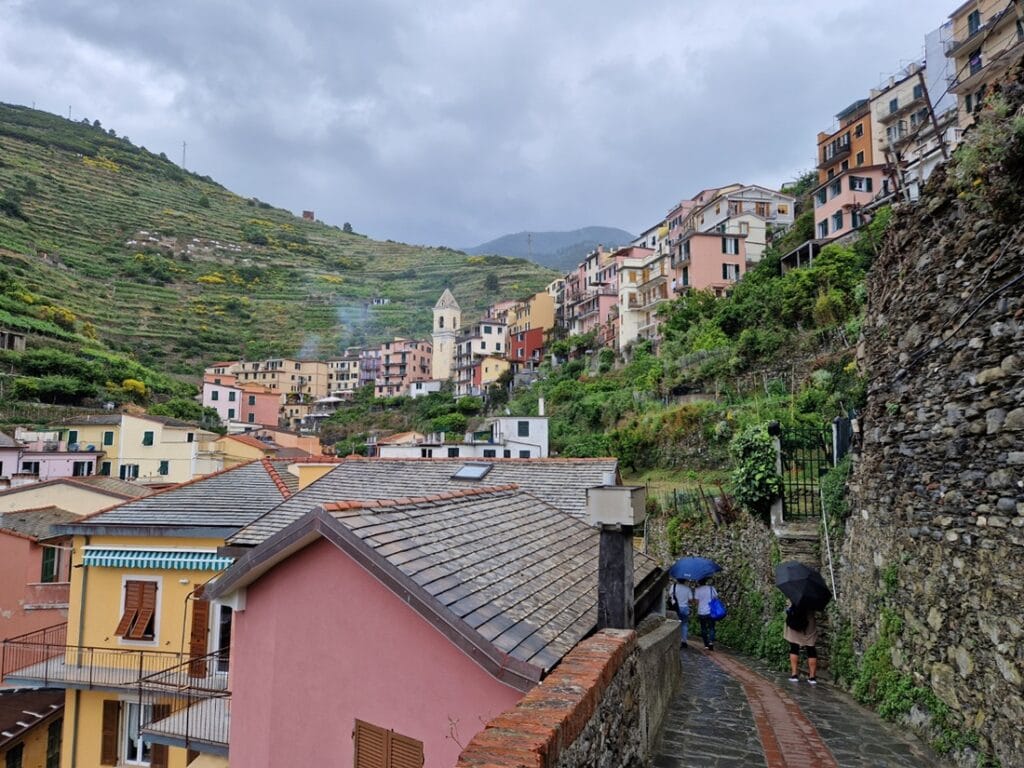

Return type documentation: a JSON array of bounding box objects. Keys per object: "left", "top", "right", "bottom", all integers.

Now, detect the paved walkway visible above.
[{"left": 653, "top": 646, "right": 951, "bottom": 768}]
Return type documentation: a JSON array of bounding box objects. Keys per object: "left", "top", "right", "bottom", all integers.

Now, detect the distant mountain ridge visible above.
[{"left": 466, "top": 226, "right": 636, "bottom": 272}]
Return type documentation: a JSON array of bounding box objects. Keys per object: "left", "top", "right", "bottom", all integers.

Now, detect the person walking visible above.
[
  {"left": 694, "top": 577, "right": 719, "bottom": 650},
  {"left": 784, "top": 603, "right": 819, "bottom": 684},
  {"left": 671, "top": 580, "right": 694, "bottom": 647}
]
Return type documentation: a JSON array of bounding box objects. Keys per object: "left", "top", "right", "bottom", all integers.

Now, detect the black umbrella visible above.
[{"left": 774, "top": 561, "right": 832, "bottom": 611}]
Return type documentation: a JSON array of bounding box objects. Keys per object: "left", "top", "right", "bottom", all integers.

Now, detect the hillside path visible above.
[{"left": 653, "top": 646, "right": 951, "bottom": 768}]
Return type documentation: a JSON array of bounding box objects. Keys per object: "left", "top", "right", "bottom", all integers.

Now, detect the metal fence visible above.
[
  {"left": 140, "top": 651, "right": 231, "bottom": 752},
  {"left": 778, "top": 418, "right": 852, "bottom": 521}
]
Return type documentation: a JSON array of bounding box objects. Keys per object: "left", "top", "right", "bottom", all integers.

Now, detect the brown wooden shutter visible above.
[
  {"left": 354, "top": 719, "right": 388, "bottom": 768},
  {"left": 127, "top": 582, "right": 158, "bottom": 640},
  {"left": 188, "top": 585, "right": 210, "bottom": 678},
  {"left": 149, "top": 703, "right": 171, "bottom": 768},
  {"left": 100, "top": 700, "right": 120, "bottom": 766},
  {"left": 115, "top": 581, "right": 143, "bottom": 636},
  {"left": 389, "top": 731, "right": 424, "bottom": 768}
]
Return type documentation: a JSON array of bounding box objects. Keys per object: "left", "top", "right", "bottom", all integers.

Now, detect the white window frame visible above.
[
  {"left": 209, "top": 600, "right": 233, "bottom": 676},
  {"left": 117, "top": 575, "right": 162, "bottom": 648},
  {"left": 121, "top": 700, "right": 153, "bottom": 766}
]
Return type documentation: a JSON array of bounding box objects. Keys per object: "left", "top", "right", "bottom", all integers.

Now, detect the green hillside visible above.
[{"left": 0, "top": 103, "right": 557, "bottom": 377}]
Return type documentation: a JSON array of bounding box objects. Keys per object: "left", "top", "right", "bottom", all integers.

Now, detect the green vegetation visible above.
[{"left": 0, "top": 103, "right": 556, "bottom": 381}]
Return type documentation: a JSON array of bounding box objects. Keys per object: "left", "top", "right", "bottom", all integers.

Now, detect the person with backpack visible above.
[
  {"left": 669, "top": 579, "right": 694, "bottom": 647},
  {"left": 694, "top": 577, "right": 720, "bottom": 650},
  {"left": 784, "top": 602, "right": 819, "bottom": 684}
]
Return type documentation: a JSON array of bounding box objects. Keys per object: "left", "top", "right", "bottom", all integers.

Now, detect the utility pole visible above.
[
  {"left": 181, "top": 141, "right": 187, "bottom": 169},
  {"left": 917, "top": 69, "right": 949, "bottom": 161},
  {"left": 527, "top": 232, "right": 532, "bottom": 261}
]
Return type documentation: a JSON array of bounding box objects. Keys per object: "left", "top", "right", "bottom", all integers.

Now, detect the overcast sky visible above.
[{"left": 1, "top": 0, "right": 949, "bottom": 248}]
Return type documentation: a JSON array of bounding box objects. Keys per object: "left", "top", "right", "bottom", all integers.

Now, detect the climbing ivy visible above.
[
  {"left": 728, "top": 424, "right": 782, "bottom": 523},
  {"left": 713, "top": 562, "right": 790, "bottom": 669}
]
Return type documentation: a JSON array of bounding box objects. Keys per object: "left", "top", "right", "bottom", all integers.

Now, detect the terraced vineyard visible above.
[{"left": 0, "top": 103, "right": 557, "bottom": 375}]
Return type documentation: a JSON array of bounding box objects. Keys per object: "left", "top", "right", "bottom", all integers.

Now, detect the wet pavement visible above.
[{"left": 653, "top": 646, "right": 951, "bottom": 768}]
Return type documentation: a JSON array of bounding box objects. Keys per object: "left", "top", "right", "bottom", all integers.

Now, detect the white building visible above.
[{"left": 376, "top": 416, "right": 550, "bottom": 459}]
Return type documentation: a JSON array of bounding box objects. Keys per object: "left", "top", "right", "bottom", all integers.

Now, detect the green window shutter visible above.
[
  {"left": 103, "top": 431, "right": 114, "bottom": 446},
  {"left": 40, "top": 547, "right": 57, "bottom": 583},
  {"left": 68, "top": 430, "right": 78, "bottom": 445},
  {"left": 158, "top": 460, "right": 169, "bottom": 476},
  {"left": 142, "top": 431, "right": 154, "bottom": 446}
]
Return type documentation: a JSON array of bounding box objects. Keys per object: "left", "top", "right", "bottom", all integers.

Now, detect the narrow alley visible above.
[{"left": 654, "top": 648, "right": 950, "bottom": 768}]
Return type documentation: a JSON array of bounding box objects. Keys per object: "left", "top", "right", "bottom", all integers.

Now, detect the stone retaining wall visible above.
[
  {"left": 455, "top": 622, "right": 680, "bottom": 768},
  {"left": 839, "top": 68, "right": 1024, "bottom": 765}
]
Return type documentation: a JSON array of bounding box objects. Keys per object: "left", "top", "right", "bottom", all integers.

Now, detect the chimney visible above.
[
  {"left": 538, "top": 397, "right": 545, "bottom": 417},
  {"left": 588, "top": 485, "right": 646, "bottom": 630}
]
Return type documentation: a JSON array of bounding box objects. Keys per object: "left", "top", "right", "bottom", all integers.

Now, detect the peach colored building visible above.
[{"left": 375, "top": 338, "right": 433, "bottom": 398}]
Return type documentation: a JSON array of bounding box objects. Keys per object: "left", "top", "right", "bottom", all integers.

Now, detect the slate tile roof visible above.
[
  {"left": 56, "top": 460, "right": 295, "bottom": 532},
  {"left": 56, "top": 414, "right": 197, "bottom": 429},
  {"left": 215, "top": 486, "right": 659, "bottom": 679},
  {"left": 227, "top": 457, "right": 618, "bottom": 547},
  {"left": 0, "top": 506, "right": 80, "bottom": 540},
  {"left": 0, "top": 689, "right": 63, "bottom": 749},
  {"left": 0, "top": 476, "right": 153, "bottom": 502},
  {"left": 0, "top": 431, "right": 18, "bottom": 448}
]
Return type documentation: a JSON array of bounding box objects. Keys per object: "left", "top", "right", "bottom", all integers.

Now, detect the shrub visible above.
[{"left": 729, "top": 424, "right": 782, "bottom": 523}]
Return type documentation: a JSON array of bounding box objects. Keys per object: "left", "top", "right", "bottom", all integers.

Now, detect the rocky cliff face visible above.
[{"left": 841, "top": 62, "right": 1024, "bottom": 765}]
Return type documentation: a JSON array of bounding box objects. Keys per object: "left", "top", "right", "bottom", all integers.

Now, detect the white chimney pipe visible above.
[{"left": 538, "top": 397, "right": 545, "bottom": 416}]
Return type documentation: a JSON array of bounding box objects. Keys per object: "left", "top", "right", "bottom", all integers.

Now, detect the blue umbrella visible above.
[{"left": 669, "top": 556, "right": 722, "bottom": 581}]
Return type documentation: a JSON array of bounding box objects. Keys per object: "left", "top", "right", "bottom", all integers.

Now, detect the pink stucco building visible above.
[
  {"left": 0, "top": 508, "right": 75, "bottom": 640},
  {"left": 203, "top": 374, "right": 281, "bottom": 426},
  {"left": 209, "top": 473, "right": 665, "bottom": 768}
]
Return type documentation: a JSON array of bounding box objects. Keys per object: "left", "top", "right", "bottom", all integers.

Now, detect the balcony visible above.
[
  {"left": 950, "top": 37, "right": 1024, "bottom": 94},
  {"left": 0, "top": 623, "right": 226, "bottom": 693},
  {"left": 877, "top": 93, "right": 925, "bottom": 125},
  {"left": 22, "top": 582, "right": 70, "bottom": 609},
  {"left": 140, "top": 652, "right": 231, "bottom": 755},
  {"left": 945, "top": 9, "right": 1017, "bottom": 58},
  {"left": 818, "top": 134, "right": 851, "bottom": 169}
]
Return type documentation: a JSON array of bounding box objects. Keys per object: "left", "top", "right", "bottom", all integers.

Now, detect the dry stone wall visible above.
[{"left": 840, "top": 71, "right": 1024, "bottom": 765}]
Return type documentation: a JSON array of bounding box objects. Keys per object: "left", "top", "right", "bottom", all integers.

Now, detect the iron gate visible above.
[{"left": 779, "top": 424, "right": 840, "bottom": 520}]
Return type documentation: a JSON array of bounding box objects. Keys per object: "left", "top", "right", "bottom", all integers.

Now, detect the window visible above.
[
  {"left": 968, "top": 48, "right": 982, "bottom": 75},
  {"left": 854, "top": 123, "right": 864, "bottom": 137},
  {"left": 447, "top": 447, "right": 459, "bottom": 457},
  {"left": 851, "top": 210, "right": 863, "bottom": 229},
  {"left": 103, "top": 431, "right": 114, "bottom": 446},
  {"left": 122, "top": 702, "right": 152, "bottom": 766},
  {"left": 739, "top": 221, "right": 749, "bottom": 235},
  {"left": 777, "top": 204, "right": 789, "bottom": 215},
  {"left": 68, "top": 430, "right": 79, "bottom": 446},
  {"left": 967, "top": 9, "right": 981, "bottom": 35},
  {"left": 451, "top": 463, "right": 492, "bottom": 480},
  {"left": 519, "top": 450, "right": 531, "bottom": 458},
  {"left": 722, "top": 237, "right": 740, "bottom": 255},
  {"left": 228, "top": 391, "right": 236, "bottom": 402},
  {"left": 158, "top": 460, "right": 169, "bottom": 476},
  {"left": 248, "top": 394, "right": 256, "bottom": 406},
  {"left": 817, "top": 220, "right": 829, "bottom": 238},
  {"left": 815, "top": 189, "right": 827, "bottom": 206},
  {"left": 119, "top": 464, "right": 140, "bottom": 481},
  {"left": 849, "top": 176, "right": 873, "bottom": 193},
  {"left": 912, "top": 83, "right": 924, "bottom": 100},
  {"left": 41, "top": 546, "right": 59, "bottom": 583},
  {"left": 100, "top": 461, "right": 112, "bottom": 476},
  {"left": 72, "top": 461, "right": 92, "bottom": 477},
  {"left": 211, "top": 390, "right": 219, "bottom": 401},
  {"left": 187, "top": 432, "right": 194, "bottom": 443},
  {"left": 247, "top": 413, "right": 255, "bottom": 423},
  {"left": 829, "top": 180, "right": 841, "bottom": 198},
  {"left": 888, "top": 97, "right": 899, "bottom": 114},
  {"left": 5, "top": 743, "right": 23, "bottom": 768},
  {"left": 142, "top": 431, "right": 154, "bottom": 446},
  {"left": 966, "top": 93, "right": 973, "bottom": 113},
  {"left": 483, "top": 325, "right": 492, "bottom": 334},
  {"left": 856, "top": 150, "right": 864, "bottom": 166},
  {"left": 840, "top": 159, "right": 849, "bottom": 171},
  {"left": 483, "top": 449, "right": 497, "bottom": 458},
  {"left": 721, "top": 263, "right": 740, "bottom": 281},
  {"left": 353, "top": 719, "right": 424, "bottom": 768},
  {"left": 228, "top": 408, "right": 236, "bottom": 419},
  {"left": 517, "top": 420, "right": 530, "bottom": 437},
  {"left": 115, "top": 579, "right": 158, "bottom": 641},
  {"left": 503, "top": 449, "right": 512, "bottom": 458},
  {"left": 46, "top": 718, "right": 61, "bottom": 768},
  {"left": 21, "top": 461, "right": 40, "bottom": 475},
  {"left": 419, "top": 448, "right": 433, "bottom": 458},
  {"left": 832, "top": 211, "right": 844, "bottom": 231}
]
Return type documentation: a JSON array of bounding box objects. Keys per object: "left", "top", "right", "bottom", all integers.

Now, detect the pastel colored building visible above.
[
  {"left": 947, "top": 0, "right": 1024, "bottom": 130},
  {"left": 0, "top": 432, "right": 21, "bottom": 481},
  {"left": 52, "top": 414, "right": 220, "bottom": 485},
  {"left": 0, "top": 507, "right": 76, "bottom": 640},
  {"left": 325, "top": 354, "right": 361, "bottom": 397},
  {"left": 505, "top": 291, "right": 555, "bottom": 373},
  {"left": 616, "top": 250, "right": 655, "bottom": 351},
  {"left": 210, "top": 462, "right": 663, "bottom": 768},
  {"left": 376, "top": 416, "right": 550, "bottom": 459},
  {"left": 453, "top": 322, "right": 507, "bottom": 397},
  {"left": 203, "top": 374, "right": 281, "bottom": 427},
  {"left": 1, "top": 460, "right": 299, "bottom": 768},
  {"left": 0, "top": 476, "right": 153, "bottom": 515},
  {"left": 375, "top": 338, "right": 433, "bottom": 398}
]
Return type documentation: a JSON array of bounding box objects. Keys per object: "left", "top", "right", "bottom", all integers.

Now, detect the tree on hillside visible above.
[{"left": 484, "top": 273, "right": 499, "bottom": 292}]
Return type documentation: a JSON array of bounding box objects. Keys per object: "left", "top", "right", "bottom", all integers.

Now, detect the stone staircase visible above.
[{"left": 773, "top": 521, "right": 820, "bottom": 568}]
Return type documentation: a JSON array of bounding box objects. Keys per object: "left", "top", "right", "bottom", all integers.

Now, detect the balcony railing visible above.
[
  {"left": 23, "top": 582, "right": 70, "bottom": 609},
  {"left": 139, "top": 651, "right": 231, "bottom": 754},
  {"left": 2, "top": 623, "right": 185, "bottom": 691}
]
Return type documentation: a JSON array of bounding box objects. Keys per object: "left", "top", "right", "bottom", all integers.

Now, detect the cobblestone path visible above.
[{"left": 653, "top": 647, "right": 951, "bottom": 768}]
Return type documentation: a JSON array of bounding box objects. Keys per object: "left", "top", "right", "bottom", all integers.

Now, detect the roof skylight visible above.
[{"left": 451, "top": 463, "right": 493, "bottom": 481}]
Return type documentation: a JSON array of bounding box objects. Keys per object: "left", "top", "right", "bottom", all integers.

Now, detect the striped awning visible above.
[{"left": 82, "top": 549, "right": 234, "bottom": 571}]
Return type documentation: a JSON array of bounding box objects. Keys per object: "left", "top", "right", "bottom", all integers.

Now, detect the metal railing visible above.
[
  {"left": 139, "top": 650, "right": 231, "bottom": 752},
  {"left": 1, "top": 623, "right": 185, "bottom": 690}
]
